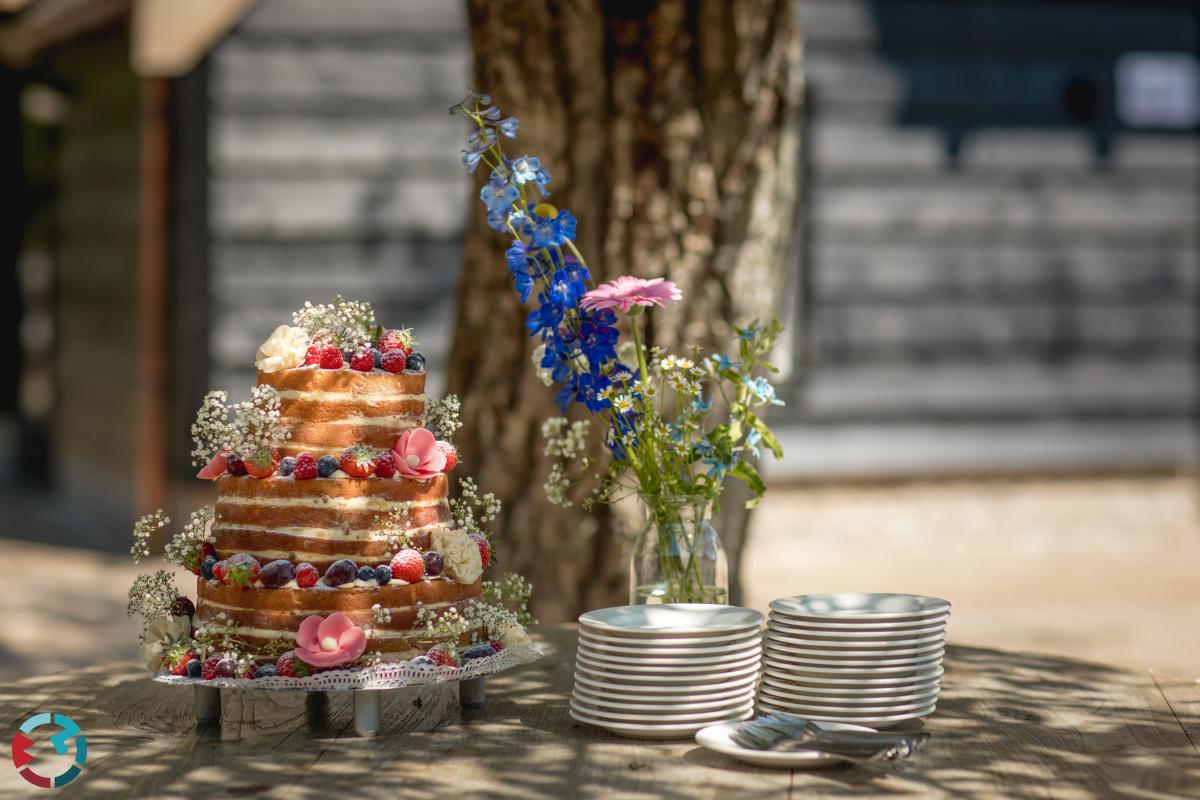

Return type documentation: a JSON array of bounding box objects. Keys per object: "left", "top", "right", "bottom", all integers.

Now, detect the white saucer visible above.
[
  {"left": 763, "top": 665, "right": 943, "bottom": 687},
  {"left": 761, "top": 674, "right": 940, "bottom": 696},
  {"left": 572, "top": 687, "right": 757, "bottom": 713},
  {"left": 763, "top": 639, "right": 945, "bottom": 658},
  {"left": 758, "top": 686, "right": 939, "bottom": 710},
  {"left": 578, "top": 631, "right": 763, "bottom": 654},
  {"left": 576, "top": 651, "right": 760, "bottom": 675},
  {"left": 573, "top": 670, "right": 759, "bottom": 696},
  {"left": 770, "top": 593, "right": 950, "bottom": 622},
  {"left": 579, "top": 604, "right": 764, "bottom": 637},
  {"left": 569, "top": 697, "right": 755, "bottom": 724},
  {"left": 577, "top": 642, "right": 760, "bottom": 667},
  {"left": 575, "top": 659, "right": 761, "bottom": 685},
  {"left": 763, "top": 650, "right": 943, "bottom": 669},
  {"left": 762, "top": 660, "right": 942, "bottom": 677},
  {"left": 569, "top": 705, "right": 753, "bottom": 739},
  {"left": 695, "top": 720, "right": 876, "bottom": 769},
  {"left": 768, "top": 612, "right": 950, "bottom": 632}
]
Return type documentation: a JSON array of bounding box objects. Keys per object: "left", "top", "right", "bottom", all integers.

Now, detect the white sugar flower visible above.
[
  {"left": 431, "top": 528, "right": 484, "bottom": 585},
  {"left": 255, "top": 325, "right": 311, "bottom": 373},
  {"left": 140, "top": 615, "right": 191, "bottom": 670}
]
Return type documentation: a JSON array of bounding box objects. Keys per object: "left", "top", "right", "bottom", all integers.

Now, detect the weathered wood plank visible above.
[
  {"left": 813, "top": 241, "right": 1199, "bottom": 302},
  {"left": 802, "top": 360, "right": 1196, "bottom": 420},
  {"left": 237, "top": 0, "right": 466, "bottom": 37},
  {"left": 211, "top": 176, "right": 467, "bottom": 240},
  {"left": 211, "top": 41, "right": 469, "bottom": 107}
]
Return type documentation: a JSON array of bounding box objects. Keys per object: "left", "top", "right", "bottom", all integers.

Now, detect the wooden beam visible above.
[{"left": 135, "top": 76, "right": 168, "bottom": 513}]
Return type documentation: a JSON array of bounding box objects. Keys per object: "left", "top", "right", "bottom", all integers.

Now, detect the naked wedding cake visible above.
[{"left": 129, "top": 297, "right": 531, "bottom": 682}]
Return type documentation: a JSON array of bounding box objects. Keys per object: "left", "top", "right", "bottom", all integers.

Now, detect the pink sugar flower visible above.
[
  {"left": 293, "top": 612, "right": 367, "bottom": 668},
  {"left": 580, "top": 276, "right": 682, "bottom": 314},
  {"left": 196, "top": 450, "right": 228, "bottom": 480},
  {"left": 392, "top": 427, "right": 447, "bottom": 479}
]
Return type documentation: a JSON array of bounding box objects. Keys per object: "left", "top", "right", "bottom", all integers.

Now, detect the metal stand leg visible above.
[
  {"left": 460, "top": 677, "right": 486, "bottom": 709},
  {"left": 353, "top": 690, "right": 381, "bottom": 737},
  {"left": 194, "top": 685, "right": 221, "bottom": 723}
]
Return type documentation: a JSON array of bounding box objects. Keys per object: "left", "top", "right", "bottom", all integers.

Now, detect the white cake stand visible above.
[{"left": 154, "top": 644, "right": 543, "bottom": 737}]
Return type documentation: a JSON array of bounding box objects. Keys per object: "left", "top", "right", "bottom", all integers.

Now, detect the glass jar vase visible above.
[{"left": 629, "top": 493, "right": 729, "bottom": 605}]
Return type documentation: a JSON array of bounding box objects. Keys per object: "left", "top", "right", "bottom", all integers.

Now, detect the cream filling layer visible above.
[
  {"left": 212, "top": 521, "right": 452, "bottom": 542},
  {"left": 277, "top": 390, "right": 425, "bottom": 402},
  {"left": 217, "top": 495, "right": 445, "bottom": 511},
  {"left": 280, "top": 415, "right": 421, "bottom": 429}
]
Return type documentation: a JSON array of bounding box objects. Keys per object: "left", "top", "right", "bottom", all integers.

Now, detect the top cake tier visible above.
[{"left": 258, "top": 368, "right": 426, "bottom": 458}]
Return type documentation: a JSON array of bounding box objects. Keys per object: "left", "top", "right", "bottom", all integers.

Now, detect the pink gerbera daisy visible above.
[{"left": 580, "top": 276, "right": 682, "bottom": 314}]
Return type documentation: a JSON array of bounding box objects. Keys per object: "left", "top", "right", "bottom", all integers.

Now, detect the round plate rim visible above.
[
  {"left": 576, "top": 651, "right": 761, "bottom": 675},
  {"left": 569, "top": 706, "right": 753, "bottom": 736},
  {"left": 578, "top": 642, "right": 761, "bottom": 666},
  {"left": 769, "top": 593, "right": 950, "bottom": 620},
  {"left": 579, "top": 604, "right": 765, "bottom": 636},
  {"left": 569, "top": 697, "right": 755, "bottom": 723},
  {"left": 768, "top": 612, "right": 951, "bottom": 631},
  {"left": 572, "top": 687, "right": 756, "bottom": 713},
  {"left": 694, "top": 719, "right": 876, "bottom": 768},
  {"left": 578, "top": 631, "right": 763, "bottom": 653},
  {"left": 574, "top": 660, "right": 761, "bottom": 685},
  {"left": 573, "top": 670, "right": 759, "bottom": 694},
  {"left": 762, "top": 649, "right": 944, "bottom": 669}
]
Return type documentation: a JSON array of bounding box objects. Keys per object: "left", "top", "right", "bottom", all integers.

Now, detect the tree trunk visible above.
[{"left": 449, "top": 0, "right": 800, "bottom": 621}]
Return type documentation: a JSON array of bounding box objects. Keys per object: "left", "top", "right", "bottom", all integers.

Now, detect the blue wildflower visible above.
[
  {"left": 480, "top": 180, "right": 519, "bottom": 213},
  {"left": 487, "top": 209, "right": 510, "bottom": 233},
  {"left": 691, "top": 397, "right": 713, "bottom": 414},
  {"left": 746, "top": 428, "right": 762, "bottom": 458},
  {"left": 498, "top": 117, "right": 519, "bottom": 138},
  {"left": 532, "top": 166, "right": 552, "bottom": 197},
  {"left": 462, "top": 150, "right": 483, "bottom": 174},
  {"left": 745, "top": 376, "right": 784, "bottom": 406},
  {"left": 736, "top": 325, "right": 762, "bottom": 341},
  {"left": 527, "top": 209, "right": 577, "bottom": 248},
  {"left": 511, "top": 156, "right": 541, "bottom": 185}
]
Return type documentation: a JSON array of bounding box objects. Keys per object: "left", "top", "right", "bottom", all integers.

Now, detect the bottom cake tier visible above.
[{"left": 196, "top": 577, "right": 483, "bottom": 660}]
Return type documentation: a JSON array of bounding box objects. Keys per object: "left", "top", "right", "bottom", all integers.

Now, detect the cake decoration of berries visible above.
[
  {"left": 339, "top": 445, "right": 377, "bottom": 479},
  {"left": 170, "top": 596, "right": 196, "bottom": 619},
  {"left": 380, "top": 349, "right": 407, "bottom": 374},
  {"left": 468, "top": 532, "right": 492, "bottom": 568},
  {"left": 422, "top": 551, "right": 444, "bottom": 577},
  {"left": 374, "top": 450, "right": 396, "bottom": 478},
  {"left": 260, "top": 559, "right": 297, "bottom": 589},
  {"left": 226, "top": 553, "right": 261, "bottom": 589},
  {"left": 405, "top": 352, "right": 426, "bottom": 372},
  {"left": 435, "top": 441, "right": 457, "bottom": 471},
  {"left": 374, "top": 564, "right": 392, "bottom": 584},
  {"left": 303, "top": 343, "right": 323, "bottom": 366},
  {"left": 295, "top": 562, "right": 320, "bottom": 588},
  {"left": 324, "top": 558, "right": 358, "bottom": 587},
  {"left": 276, "top": 652, "right": 311, "bottom": 678},
  {"left": 244, "top": 447, "right": 280, "bottom": 479},
  {"left": 318, "top": 343, "right": 344, "bottom": 369},
  {"left": 316, "top": 455, "right": 340, "bottom": 478},
  {"left": 349, "top": 350, "right": 375, "bottom": 372},
  {"left": 292, "top": 452, "right": 318, "bottom": 480},
  {"left": 225, "top": 455, "right": 248, "bottom": 477},
  {"left": 377, "top": 328, "right": 414, "bottom": 356},
  {"left": 277, "top": 456, "right": 296, "bottom": 477},
  {"left": 211, "top": 559, "right": 230, "bottom": 584},
  {"left": 426, "top": 644, "right": 457, "bottom": 667},
  {"left": 389, "top": 549, "right": 425, "bottom": 583},
  {"left": 201, "top": 655, "right": 223, "bottom": 681}
]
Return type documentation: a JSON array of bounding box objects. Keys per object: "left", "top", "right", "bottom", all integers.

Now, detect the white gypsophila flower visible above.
[
  {"left": 255, "top": 324, "right": 311, "bottom": 373},
  {"left": 130, "top": 509, "right": 169, "bottom": 564},
  {"left": 532, "top": 344, "right": 554, "bottom": 387},
  {"left": 163, "top": 506, "right": 214, "bottom": 568},
  {"left": 544, "top": 462, "right": 572, "bottom": 507},
  {"left": 425, "top": 395, "right": 463, "bottom": 441},
  {"left": 190, "top": 391, "right": 232, "bottom": 466},
  {"left": 127, "top": 570, "right": 179, "bottom": 620}
]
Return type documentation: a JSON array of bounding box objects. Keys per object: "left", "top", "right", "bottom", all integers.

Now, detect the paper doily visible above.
[{"left": 152, "top": 644, "right": 543, "bottom": 691}]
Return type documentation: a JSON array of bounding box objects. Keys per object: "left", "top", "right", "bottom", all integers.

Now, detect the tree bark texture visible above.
[{"left": 449, "top": 0, "right": 800, "bottom": 621}]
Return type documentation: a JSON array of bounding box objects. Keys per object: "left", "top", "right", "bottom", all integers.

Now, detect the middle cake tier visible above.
[{"left": 214, "top": 473, "right": 452, "bottom": 570}]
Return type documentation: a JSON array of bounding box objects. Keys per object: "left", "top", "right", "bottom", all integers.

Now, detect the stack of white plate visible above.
[
  {"left": 569, "top": 604, "right": 764, "bottom": 739},
  {"left": 758, "top": 593, "right": 951, "bottom": 728}
]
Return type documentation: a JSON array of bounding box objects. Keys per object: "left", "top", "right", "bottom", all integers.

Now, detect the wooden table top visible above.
[{"left": 1, "top": 625, "right": 1197, "bottom": 799}]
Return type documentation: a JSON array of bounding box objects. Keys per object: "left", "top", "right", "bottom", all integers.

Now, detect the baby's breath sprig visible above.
[
  {"left": 126, "top": 570, "right": 178, "bottom": 619},
  {"left": 425, "top": 394, "right": 462, "bottom": 441},
  {"left": 450, "top": 476, "right": 501, "bottom": 533},
  {"left": 481, "top": 573, "right": 536, "bottom": 628},
  {"left": 292, "top": 295, "right": 380, "bottom": 351},
  {"left": 163, "top": 506, "right": 215, "bottom": 570},
  {"left": 130, "top": 510, "right": 170, "bottom": 564},
  {"left": 190, "top": 391, "right": 232, "bottom": 466},
  {"left": 370, "top": 508, "right": 412, "bottom": 553}
]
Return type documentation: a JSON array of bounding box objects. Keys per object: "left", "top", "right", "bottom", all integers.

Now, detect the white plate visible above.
[
  {"left": 766, "top": 627, "right": 946, "bottom": 647},
  {"left": 761, "top": 674, "right": 940, "bottom": 696},
  {"left": 572, "top": 682, "right": 756, "bottom": 707},
  {"left": 763, "top": 639, "right": 945, "bottom": 659},
  {"left": 576, "top": 650, "right": 760, "bottom": 675},
  {"left": 755, "top": 699, "right": 936, "bottom": 729},
  {"left": 695, "top": 720, "right": 876, "bottom": 769},
  {"left": 571, "top": 662, "right": 758, "bottom": 690},
  {"left": 770, "top": 593, "right": 950, "bottom": 622},
  {"left": 579, "top": 604, "right": 764, "bottom": 637},
  {"left": 763, "top": 665, "right": 944, "bottom": 687},
  {"left": 569, "top": 705, "right": 753, "bottom": 739},
  {"left": 577, "top": 642, "right": 760, "bottom": 667},
  {"left": 569, "top": 697, "right": 755, "bottom": 723},
  {"left": 768, "top": 612, "right": 951, "bottom": 632},
  {"left": 578, "top": 631, "right": 763, "bottom": 654},
  {"left": 572, "top": 687, "right": 756, "bottom": 713},
  {"left": 573, "top": 670, "right": 759, "bottom": 696},
  {"left": 762, "top": 664, "right": 941, "bottom": 681},
  {"left": 758, "top": 685, "right": 939, "bottom": 709},
  {"left": 762, "top": 650, "right": 943, "bottom": 669}
]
